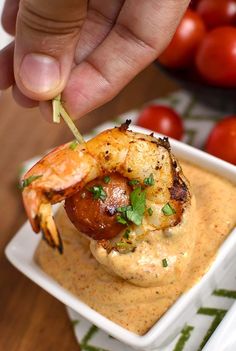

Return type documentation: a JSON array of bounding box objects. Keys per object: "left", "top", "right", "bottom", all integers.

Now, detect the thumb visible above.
[{"left": 14, "top": 0, "right": 87, "bottom": 101}]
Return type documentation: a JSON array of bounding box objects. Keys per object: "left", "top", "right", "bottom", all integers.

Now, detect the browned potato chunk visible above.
[{"left": 65, "top": 173, "right": 131, "bottom": 240}]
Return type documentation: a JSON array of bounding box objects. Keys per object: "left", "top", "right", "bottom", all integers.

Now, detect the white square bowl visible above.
[{"left": 5, "top": 125, "right": 236, "bottom": 351}]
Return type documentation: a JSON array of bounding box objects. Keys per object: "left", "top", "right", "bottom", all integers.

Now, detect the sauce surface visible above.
[{"left": 36, "top": 162, "right": 236, "bottom": 335}]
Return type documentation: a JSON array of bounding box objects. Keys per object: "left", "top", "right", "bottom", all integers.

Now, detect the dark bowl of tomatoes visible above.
[
  {"left": 157, "top": 1, "right": 236, "bottom": 113},
  {"left": 156, "top": 63, "right": 236, "bottom": 113}
]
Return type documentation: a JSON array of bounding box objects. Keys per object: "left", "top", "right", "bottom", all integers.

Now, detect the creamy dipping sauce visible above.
[{"left": 36, "top": 162, "right": 236, "bottom": 335}]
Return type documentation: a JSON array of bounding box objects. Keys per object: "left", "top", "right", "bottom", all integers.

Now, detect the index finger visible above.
[{"left": 62, "top": 0, "right": 190, "bottom": 118}]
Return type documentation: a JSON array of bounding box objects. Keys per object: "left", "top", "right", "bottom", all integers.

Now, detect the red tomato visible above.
[
  {"left": 197, "top": 0, "right": 236, "bottom": 29},
  {"left": 158, "top": 9, "right": 206, "bottom": 69},
  {"left": 205, "top": 116, "right": 236, "bottom": 165},
  {"left": 137, "top": 105, "right": 184, "bottom": 140},
  {"left": 196, "top": 26, "right": 236, "bottom": 87}
]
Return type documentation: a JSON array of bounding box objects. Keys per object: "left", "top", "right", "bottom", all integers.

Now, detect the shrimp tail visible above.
[{"left": 38, "top": 203, "right": 63, "bottom": 254}]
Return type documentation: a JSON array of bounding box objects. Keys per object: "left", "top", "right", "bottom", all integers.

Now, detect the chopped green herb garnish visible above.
[
  {"left": 21, "top": 174, "right": 43, "bottom": 190},
  {"left": 116, "top": 241, "right": 133, "bottom": 252},
  {"left": 126, "top": 187, "right": 146, "bottom": 226},
  {"left": 162, "top": 258, "right": 168, "bottom": 267},
  {"left": 116, "top": 187, "right": 146, "bottom": 226},
  {"left": 123, "top": 229, "right": 131, "bottom": 239},
  {"left": 162, "top": 203, "right": 176, "bottom": 216},
  {"left": 89, "top": 185, "right": 107, "bottom": 201},
  {"left": 117, "top": 215, "right": 128, "bottom": 225},
  {"left": 144, "top": 173, "right": 154, "bottom": 186},
  {"left": 117, "top": 187, "right": 146, "bottom": 225},
  {"left": 147, "top": 207, "right": 153, "bottom": 216},
  {"left": 103, "top": 175, "right": 111, "bottom": 184},
  {"left": 69, "top": 140, "right": 79, "bottom": 150},
  {"left": 128, "top": 179, "right": 140, "bottom": 186},
  {"left": 117, "top": 205, "right": 131, "bottom": 213}
]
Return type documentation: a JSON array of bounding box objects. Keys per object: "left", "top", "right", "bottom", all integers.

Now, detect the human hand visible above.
[{"left": 0, "top": 0, "right": 190, "bottom": 120}]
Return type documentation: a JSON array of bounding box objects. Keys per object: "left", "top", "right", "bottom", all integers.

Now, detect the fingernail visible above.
[{"left": 19, "top": 53, "right": 60, "bottom": 94}]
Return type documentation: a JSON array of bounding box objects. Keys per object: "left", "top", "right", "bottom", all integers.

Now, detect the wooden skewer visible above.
[{"left": 52, "top": 94, "right": 85, "bottom": 144}]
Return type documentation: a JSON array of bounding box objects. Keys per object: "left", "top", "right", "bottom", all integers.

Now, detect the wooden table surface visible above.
[{"left": 0, "top": 65, "right": 177, "bottom": 351}]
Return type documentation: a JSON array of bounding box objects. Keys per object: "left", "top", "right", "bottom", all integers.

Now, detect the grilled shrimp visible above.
[{"left": 22, "top": 122, "right": 191, "bottom": 256}]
